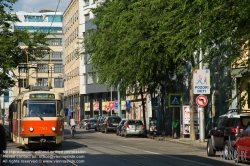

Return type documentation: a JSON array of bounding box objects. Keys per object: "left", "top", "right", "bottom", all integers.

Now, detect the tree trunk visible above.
[
  {"left": 161, "top": 89, "right": 166, "bottom": 136},
  {"left": 140, "top": 87, "right": 147, "bottom": 132},
  {"left": 189, "top": 76, "right": 196, "bottom": 140}
]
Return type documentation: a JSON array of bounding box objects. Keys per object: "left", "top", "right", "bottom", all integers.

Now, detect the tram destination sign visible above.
[
  {"left": 193, "top": 69, "right": 210, "bottom": 94},
  {"left": 30, "top": 93, "right": 55, "bottom": 99}
]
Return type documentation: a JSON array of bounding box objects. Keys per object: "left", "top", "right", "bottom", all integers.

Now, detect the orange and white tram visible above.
[{"left": 9, "top": 86, "right": 64, "bottom": 147}]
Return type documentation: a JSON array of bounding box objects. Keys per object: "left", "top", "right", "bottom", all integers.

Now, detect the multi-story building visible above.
[
  {"left": 64, "top": 0, "right": 129, "bottom": 123},
  {"left": 11, "top": 10, "right": 64, "bottom": 103}
]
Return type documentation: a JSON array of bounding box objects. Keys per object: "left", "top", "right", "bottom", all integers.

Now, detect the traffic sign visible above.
[
  {"left": 168, "top": 93, "right": 182, "bottom": 107},
  {"left": 114, "top": 102, "right": 118, "bottom": 109},
  {"left": 196, "top": 95, "right": 208, "bottom": 107},
  {"left": 193, "top": 69, "right": 210, "bottom": 94}
]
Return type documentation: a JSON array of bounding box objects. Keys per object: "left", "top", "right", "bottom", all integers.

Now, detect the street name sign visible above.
[{"left": 193, "top": 69, "right": 210, "bottom": 94}]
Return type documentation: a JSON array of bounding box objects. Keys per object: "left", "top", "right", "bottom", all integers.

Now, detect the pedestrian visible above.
[{"left": 69, "top": 116, "right": 76, "bottom": 136}]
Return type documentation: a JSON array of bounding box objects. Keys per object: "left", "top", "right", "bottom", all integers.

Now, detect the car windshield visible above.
[
  {"left": 109, "top": 118, "right": 121, "bottom": 123},
  {"left": 128, "top": 120, "right": 143, "bottom": 125},
  {"left": 90, "top": 120, "right": 97, "bottom": 123}
]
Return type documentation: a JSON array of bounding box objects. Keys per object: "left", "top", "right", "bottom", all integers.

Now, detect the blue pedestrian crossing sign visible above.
[
  {"left": 168, "top": 93, "right": 182, "bottom": 107},
  {"left": 114, "top": 102, "right": 118, "bottom": 109}
]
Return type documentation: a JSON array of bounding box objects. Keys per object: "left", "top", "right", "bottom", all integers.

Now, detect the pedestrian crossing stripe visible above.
[{"left": 171, "top": 97, "right": 180, "bottom": 105}]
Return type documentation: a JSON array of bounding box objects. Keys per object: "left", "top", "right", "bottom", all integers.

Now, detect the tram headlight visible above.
[
  {"left": 52, "top": 127, "right": 56, "bottom": 131},
  {"left": 29, "top": 127, "right": 34, "bottom": 132}
]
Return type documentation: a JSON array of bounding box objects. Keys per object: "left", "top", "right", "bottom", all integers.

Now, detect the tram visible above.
[{"left": 9, "top": 85, "right": 64, "bottom": 147}]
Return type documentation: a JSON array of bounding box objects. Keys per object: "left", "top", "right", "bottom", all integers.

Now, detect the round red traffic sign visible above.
[{"left": 196, "top": 94, "right": 208, "bottom": 107}]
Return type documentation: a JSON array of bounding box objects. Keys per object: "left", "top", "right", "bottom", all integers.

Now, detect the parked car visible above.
[
  {"left": 0, "top": 123, "right": 7, "bottom": 165},
  {"left": 116, "top": 120, "right": 126, "bottom": 136},
  {"left": 207, "top": 109, "right": 250, "bottom": 158},
  {"left": 96, "top": 116, "right": 107, "bottom": 132},
  {"left": 79, "top": 119, "right": 89, "bottom": 129},
  {"left": 86, "top": 119, "right": 98, "bottom": 131},
  {"left": 101, "top": 116, "right": 121, "bottom": 133},
  {"left": 121, "top": 119, "right": 146, "bottom": 138},
  {"left": 235, "top": 125, "right": 250, "bottom": 164}
]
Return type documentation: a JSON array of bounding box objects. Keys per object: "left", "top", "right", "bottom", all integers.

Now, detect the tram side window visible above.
[
  {"left": 23, "top": 101, "right": 28, "bottom": 117},
  {"left": 57, "top": 101, "right": 62, "bottom": 116}
]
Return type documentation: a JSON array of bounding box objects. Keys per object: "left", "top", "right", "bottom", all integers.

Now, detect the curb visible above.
[{"left": 147, "top": 135, "right": 207, "bottom": 148}]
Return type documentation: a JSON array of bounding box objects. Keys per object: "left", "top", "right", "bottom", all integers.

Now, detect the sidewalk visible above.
[{"left": 147, "top": 135, "right": 207, "bottom": 148}]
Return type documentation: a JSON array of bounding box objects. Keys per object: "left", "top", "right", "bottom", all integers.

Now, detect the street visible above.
[{"left": 3, "top": 125, "right": 250, "bottom": 166}]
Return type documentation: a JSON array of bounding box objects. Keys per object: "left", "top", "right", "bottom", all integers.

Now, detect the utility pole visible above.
[
  {"left": 118, "top": 84, "right": 121, "bottom": 117},
  {"left": 110, "top": 86, "right": 112, "bottom": 116}
]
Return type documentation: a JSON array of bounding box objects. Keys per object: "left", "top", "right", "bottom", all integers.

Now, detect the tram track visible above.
[{"left": 68, "top": 135, "right": 212, "bottom": 166}]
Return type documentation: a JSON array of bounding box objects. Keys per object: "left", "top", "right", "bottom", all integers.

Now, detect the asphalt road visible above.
[{"left": 3, "top": 124, "right": 250, "bottom": 166}]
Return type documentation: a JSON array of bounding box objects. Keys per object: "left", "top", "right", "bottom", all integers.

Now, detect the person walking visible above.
[{"left": 69, "top": 116, "right": 76, "bottom": 137}]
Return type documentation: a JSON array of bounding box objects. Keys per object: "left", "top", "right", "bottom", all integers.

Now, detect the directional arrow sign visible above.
[{"left": 168, "top": 93, "right": 182, "bottom": 108}]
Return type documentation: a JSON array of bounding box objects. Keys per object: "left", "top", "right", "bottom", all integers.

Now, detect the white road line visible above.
[{"left": 118, "top": 145, "right": 213, "bottom": 166}]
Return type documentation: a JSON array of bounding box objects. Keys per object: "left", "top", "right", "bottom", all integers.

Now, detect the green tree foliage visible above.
[
  {"left": 84, "top": 0, "right": 250, "bottom": 137},
  {"left": 0, "top": 0, "right": 49, "bottom": 91}
]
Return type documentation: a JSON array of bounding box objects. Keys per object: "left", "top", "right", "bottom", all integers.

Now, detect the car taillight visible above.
[
  {"left": 106, "top": 122, "right": 109, "bottom": 126},
  {"left": 126, "top": 124, "right": 130, "bottom": 128},
  {"left": 231, "top": 126, "right": 240, "bottom": 134},
  {"left": 142, "top": 125, "right": 145, "bottom": 129}
]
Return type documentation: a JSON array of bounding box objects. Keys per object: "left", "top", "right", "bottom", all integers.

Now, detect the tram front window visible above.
[{"left": 27, "top": 102, "right": 57, "bottom": 117}]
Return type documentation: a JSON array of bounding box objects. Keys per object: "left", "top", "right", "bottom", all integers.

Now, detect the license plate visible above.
[{"left": 113, "top": 123, "right": 118, "bottom": 126}]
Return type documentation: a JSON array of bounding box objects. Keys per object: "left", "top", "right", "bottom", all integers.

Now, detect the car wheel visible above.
[
  {"left": 223, "top": 140, "right": 233, "bottom": 160},
  {"left": 105, "top": 127, "right": 108, "bottom": 133},
  {"left": 207, "top": 138, "right": 216, "bottom": 156},
  {"left": 124, "top": 131, "right": 127, "bottom": 138},
  {"left": 95, "top": 127, "right": 97, "bottom": 131}
]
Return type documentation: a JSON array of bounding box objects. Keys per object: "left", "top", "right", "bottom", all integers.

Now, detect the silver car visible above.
[{"left": 121, "top": 119, "right": 146, "bottom": 138}]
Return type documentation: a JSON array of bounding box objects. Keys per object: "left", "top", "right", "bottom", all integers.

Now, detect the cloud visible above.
[{"left": 13, "top": 0, "right": 69, "bottom": 12}]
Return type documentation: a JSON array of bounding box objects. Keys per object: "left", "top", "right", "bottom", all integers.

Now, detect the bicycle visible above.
[{"left": 71, "top": 125, "right": 76, "bottom": 138}]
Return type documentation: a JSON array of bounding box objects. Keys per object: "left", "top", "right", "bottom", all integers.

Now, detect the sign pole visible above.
[{"left": 199, "top": 106, "right": 205, "bottom": 142}]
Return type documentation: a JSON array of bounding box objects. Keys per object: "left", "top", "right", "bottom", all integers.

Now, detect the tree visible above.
[{"left": 0, "top": 0, "right": 49, "bottom": 91}]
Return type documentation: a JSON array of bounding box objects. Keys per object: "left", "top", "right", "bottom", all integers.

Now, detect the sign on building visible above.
[{"left": 193, "top": 69, "right": 210, "bottom": 94}]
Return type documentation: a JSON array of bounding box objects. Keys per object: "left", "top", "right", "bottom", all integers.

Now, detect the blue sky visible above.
[{"left": 12, "top": 0, "right": 70, "bottom": 12}]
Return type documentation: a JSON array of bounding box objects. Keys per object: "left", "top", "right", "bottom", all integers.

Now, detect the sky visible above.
[{"left": 11, "top": 0, "right": 70, "bottom": 13}]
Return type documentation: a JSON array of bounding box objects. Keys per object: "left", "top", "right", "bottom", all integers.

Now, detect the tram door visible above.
[{"left": 17, "top": 100, "right": 22, "bottom": 144}]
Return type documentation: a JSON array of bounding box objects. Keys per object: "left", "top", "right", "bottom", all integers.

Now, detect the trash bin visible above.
[{"left": 173, "top": 120, "right": 179, "bottom": 129}]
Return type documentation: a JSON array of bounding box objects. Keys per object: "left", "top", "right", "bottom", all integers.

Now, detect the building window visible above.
[
  {"left": 18, "top": 79, "right": 26, "bottom": 88},
  {"left": 47, "top": 38, "right": 62, "bottom": 46},
  {"left": 54, "top": 78, "right": 64, "bottom": 88},
  {"left": 54, "top": 64, "right": 63, "bottom": 73},
  {"left": 37, "top": 78, "right": 48, "bottom": 86},
  {"left": 85, "top": 14, "right": 90, "bottom": 21},
  {"left": 37, "top": 64, "right": 48, "bottom": 73},
  {"left": 18, "top": 64, "right": 28, "bottom": 73},
  {"left": 52, "top": 52, "right": 62, "bottom": 58},
  {"left": 87, "top": 73, "right": 93, "bottom": 84}
]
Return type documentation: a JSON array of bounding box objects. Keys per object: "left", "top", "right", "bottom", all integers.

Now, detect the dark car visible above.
[
  {"left": 86, "top": 119, "right": 98, "bottom": 131},
  {"left": 116, "top": 120, "right": 126, "bottom": 136},
  {"left": 0, "top": 124, "right": 7, "bottom": 165},
  {"left": 101, "top": 116, "right": 121, "bottom": 133},
  {"left": 235, "top": 125, "right": 250, "bottom": 164},
  {"left": 96, "top": 116, "right": 106, "bottom": 132},
  {"left": 207, "top": 109, "right": 250, "bottom": 159}
]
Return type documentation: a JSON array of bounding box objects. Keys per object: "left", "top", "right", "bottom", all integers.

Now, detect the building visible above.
[
  {"left": 11, "top": 10, "right": 64, "bottom": 103},
  {"left": 64, "top": 0, "right": 129, "bottom": 123}
]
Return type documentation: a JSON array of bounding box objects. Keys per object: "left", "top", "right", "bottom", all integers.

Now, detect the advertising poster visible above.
[
  {"left": 93, "top": 101, "right": 99, "bottom": 111},
  {"left": 84, "top": 102, "right": 90, "bottom": 111},
  {"left": 182, "top": 105, "right": 199, "bottom": 135}
]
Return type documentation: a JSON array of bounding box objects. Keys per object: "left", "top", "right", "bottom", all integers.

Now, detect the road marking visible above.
[{"left": 118, "top": 145, "right": 213, "bottom": 166}]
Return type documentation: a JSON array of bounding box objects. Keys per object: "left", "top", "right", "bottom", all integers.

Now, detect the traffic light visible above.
[{"left": 3, "top": 90, "right": 9, "bottom": 102}]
